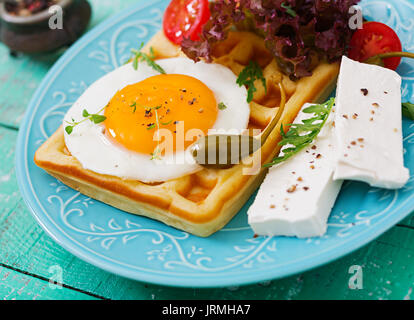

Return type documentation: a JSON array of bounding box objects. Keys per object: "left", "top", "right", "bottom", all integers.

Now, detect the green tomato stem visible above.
[{"left": 364, "top": 51, "right": 414, "bottom": 66}]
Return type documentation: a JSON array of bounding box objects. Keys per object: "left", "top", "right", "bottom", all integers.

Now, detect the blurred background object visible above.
[{"left": 0, "top": 0, "right": 91, "bottom": 54}]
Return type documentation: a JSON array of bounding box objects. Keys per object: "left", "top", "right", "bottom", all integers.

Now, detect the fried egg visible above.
[{"left": 64, "top": 57, "right": 250, "bottom": 183}]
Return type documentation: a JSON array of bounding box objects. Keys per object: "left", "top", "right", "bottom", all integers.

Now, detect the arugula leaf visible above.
[
  {"left": 264, "top": 98, "right": 335, "bottom": 167},
  {"left": 402, "top": 102, "right": 414, "bottom": 120},
  {"left": 236, "top": 61, "right": 267, "bottom": 103},
  {"left": 131, "top": 43, "right": 166, "bottom": 74}
]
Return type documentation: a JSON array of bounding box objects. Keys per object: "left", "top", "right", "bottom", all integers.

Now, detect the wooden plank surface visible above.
[
  {"left": 0, "top": 0, "right": 413, "bottom": 300},
  {"left": 0, "top": 266, "right": 99, "bottom": 300}
]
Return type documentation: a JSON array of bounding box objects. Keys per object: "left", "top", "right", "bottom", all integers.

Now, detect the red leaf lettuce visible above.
[{"left": 181, "top": 0, "right": 361, "bottom": 79}]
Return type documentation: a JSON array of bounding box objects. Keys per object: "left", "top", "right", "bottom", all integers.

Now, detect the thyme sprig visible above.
[
  {"left": 139, "top": 104, "right": 163, "bottom": 160},
  {"left": 265, "top": 98, "right": 335, "bottom": 167},
  {"left": 218, "top": 102, "right": 228, "bottom": 110},
  {"left": 131, "top": 43, "right": 166, "bottom": 74},
  {"left": 65, "top": 106, "right": 107, "bottom": 135}
]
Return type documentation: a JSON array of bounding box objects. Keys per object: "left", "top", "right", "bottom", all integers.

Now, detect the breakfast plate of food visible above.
[{"left": 16, "top": 0, "right": 414, "bottom": 287}]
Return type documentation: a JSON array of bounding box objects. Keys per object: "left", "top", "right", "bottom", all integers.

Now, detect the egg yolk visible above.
[{"left": 104, "top": 74, "right": 218, "bottom": 155}]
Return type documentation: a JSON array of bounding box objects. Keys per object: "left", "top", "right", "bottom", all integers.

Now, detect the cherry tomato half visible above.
[
  {"left": 348, "top": 21, "right": 403, "bottom": 70},
  {"left": 163, "top": 0, "right": 211, "bottom": 45}
]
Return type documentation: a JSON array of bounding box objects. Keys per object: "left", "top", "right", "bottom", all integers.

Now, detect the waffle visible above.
[{"left": 34, "top": 30, "right": 340, "bottom": 237}]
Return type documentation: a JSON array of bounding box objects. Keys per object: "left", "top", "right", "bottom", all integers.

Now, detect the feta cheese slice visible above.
[
  {"left": 248, "top": 103, "right": 343, "bottom": 238},
  {"left": 333, "top": 56, "right": 409, "bottom": 189}
]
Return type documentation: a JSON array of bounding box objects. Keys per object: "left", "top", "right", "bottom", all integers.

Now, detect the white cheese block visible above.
[
  {"left": 248, "top": 103, "right": 343, "bottom": 238},
  {"left": 333, "top": 56, "right": 409, "bottom": 189}
]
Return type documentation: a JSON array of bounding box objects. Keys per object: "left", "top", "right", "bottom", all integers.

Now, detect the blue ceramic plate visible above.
[{"left": 16, "top": 0, "right": 414, "bottom": 288}]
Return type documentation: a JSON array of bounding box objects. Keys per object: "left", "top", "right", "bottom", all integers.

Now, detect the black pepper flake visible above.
[
  {"left": 188, "top": 98, "right": 197, "bottom": 105},
  {"left": 361, "top": 88, "right": 368, "bottom": 96},
  {"left": 144, "top": 109, "right": 153, "bottom": 117}
]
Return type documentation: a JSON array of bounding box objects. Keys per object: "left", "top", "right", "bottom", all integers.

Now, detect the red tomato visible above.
[
  {"left": 163, "top": 0, "right": 211, "bottom": 45},
  {"left": 348, "top": 21, "right": 403, "bottom": 70}
]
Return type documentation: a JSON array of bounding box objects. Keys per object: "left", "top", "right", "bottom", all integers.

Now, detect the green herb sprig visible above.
[
  {"left": 218, "top": 102, "right": 228, "bottom": 110},
  {"left": 264, "top": 98, "right": 335, "bottom": 167},
  {"left": 236, "top": 61, "right": 267, "bottom": 103},
  {"left": 131, "top": 43, "right": 166, "bottom": 74},
  {"left": 140, "top": 104, "right": 163, "bottom": 160},
  {"left": 402, "top": 102, "right": 414, "bottom": 120},
  {"left": 281, "top": 2, "right": 297, "bottom": 17},
  {"left": 130, "top": 102, "right": 137, "bottom": 113},
  {"left": 65, "top": 106, "right": 107, "bottom": 135}
]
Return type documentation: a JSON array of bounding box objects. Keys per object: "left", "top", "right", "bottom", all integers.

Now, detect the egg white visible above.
[{"left": 64, "top": 57, "right": 250, "bottom": 183}]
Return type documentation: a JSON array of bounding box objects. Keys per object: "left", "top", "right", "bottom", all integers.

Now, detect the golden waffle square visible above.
[{"left": 35, "top": 30, "right": 340, "bottom": 237}]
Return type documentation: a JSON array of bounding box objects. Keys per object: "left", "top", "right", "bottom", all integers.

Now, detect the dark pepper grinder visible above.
[{"left": 0, "top": 0, "right": 91, "bottom": 54}]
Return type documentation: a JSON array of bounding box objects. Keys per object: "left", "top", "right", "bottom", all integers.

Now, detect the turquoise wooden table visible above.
[{"left": 0, "top": 0, "right": 413, "bottom": 300}]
